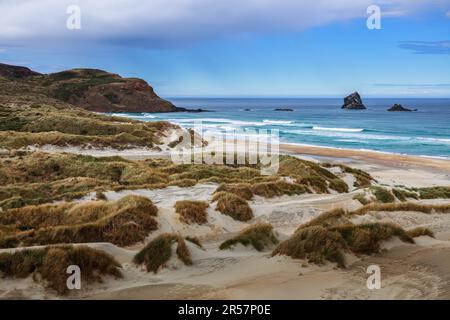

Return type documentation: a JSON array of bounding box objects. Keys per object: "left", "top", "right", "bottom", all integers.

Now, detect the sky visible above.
[{"left": 1, "top": 0, "right": 450, "bottom": 97}]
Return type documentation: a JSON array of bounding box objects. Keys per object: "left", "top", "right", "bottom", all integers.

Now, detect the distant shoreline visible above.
[{"left": 279, "top": 142, "right": 450, "bottom": 172}]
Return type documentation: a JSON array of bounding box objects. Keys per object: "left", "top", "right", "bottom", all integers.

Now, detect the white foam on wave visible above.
[
  {"left": 263, "top": 120, "right": 293, "bottom": 124},
  {"left": 313, "top": 126, "right": 364, "bottom": 132}
]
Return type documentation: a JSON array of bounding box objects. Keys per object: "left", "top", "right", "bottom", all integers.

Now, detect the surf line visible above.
[{"left": 178, "top": 304, "right": 213, "bottom": 318}]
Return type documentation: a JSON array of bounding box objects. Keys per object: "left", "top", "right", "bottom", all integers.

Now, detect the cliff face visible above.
[{"left": 0, "top": 64, "right": 179, "bottom": 113}]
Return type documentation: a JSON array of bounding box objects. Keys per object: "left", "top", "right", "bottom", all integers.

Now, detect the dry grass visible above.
[
  {"left": 416, "top": 186, "right": 450, "bottom": 199},
  {"left": 185, "top": 236, "right": 202, "bottom": 248},
  {"left": 220, "top": 223, "right": 278, "bottom": 251},
  {"left": 0, "top": 152, "right": 351, "bottom": 212},
  {"left": 277, "top": 156, "right": 356, "bottom": 193},
  {"left": 175, "top": 235, "right": 193, "bottom": 266},
  {"left": 215, "top": 183, "right": 254, "bottom": 200},
  {"left": 272, "top": 226, "right": 347, "bottom": 267},
  {"left": 371, "top": 186, "right": 396, "bottom": 203},
  {"left": 353, "top": 193, "right": 370, "bottom": 205},
  {"left": 0, "top": 245, "right": 122, "bottom": 295},
  {"left": 331, "top": 223, "right": 413, "bottom": 254},
  {"left": 212, "top": 192, "right": 253, "bottom": 222},
  {"left": 392, "top": 188, "right": 419, "bottom": 202},
  {"left": 0, "top": 103, "right": 176, "bottom": 150},
  {"left": 0, "top": 195, "right": 158, "bottom": 248},
  {"left": 175, "top": 200, "right": 209, "bottom": 225},
  {"left": 297, "top": 208, "right": 350, "bottom": 230},
  {"left": 407, "top": 227, "right": 434, "bottom": 238},
  {"left": 352, "top": 202, "right": 450, "bottom": 215},
  {"left": 276, "top": 206, "right": 417, "bottom": 267},
  {"left": 339, "top": 165, "right": 373, "bottom": 188},
  {"left": 215, "top": 180, "right": 307, "bottom": 200},
  {"left": 133, "top": 233, "right": 192, "bottom": 273}
]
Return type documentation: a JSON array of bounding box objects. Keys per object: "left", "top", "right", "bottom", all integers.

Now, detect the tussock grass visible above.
[
  {"left": 175, "top": 200, "right": 209, "bottom": 225},
  {"left": 407, "top": 227, "right": 434, "bottom": 238},
  {"left": 212, "top": 192, "right": 253, "bottom": 222},
  {"left": 0, "top": 152, "right": 349, "bottom": 211},
  {"left": 339, "top": 165, "right": 373, "bottom": 188},
  {"left": 329, "top": 179, "right": 349, "bottom": 193},
  {"left": 353, "top": 202, "right": 450, "bottom": 215},
  {"left": 176, "top": 235, "right": 193, "bottom": 266},
  {"left": 272, "top": 226, "right": 347, "bottom": 267},
  {"left": 220, "top": 223, "right": 278, "bottom": 251},
  {"left": 416, "top": 186, "right": 450, "bottom": 199},
  {"left": 371, "top": 186, "right": 396, "bottom": 203},
  {"left": 392, "top": 188, "right": 419, "bottom": 202},
  {"left": 251, "top": 181, "right": 307, "bottom": 198},
  {"left": 331, "top": 223, "right": 413, "bottom": 254},
  {"left": 353, "top": 193, "right": 370, "bottom": 205},
  {"left": 277, "top": 156, "right": 354, "bottom": 193},
  {"left": 185, "top": 236, "right": 202, "bottom": 248},
  {"left": 0, "top": 104, "right": 176, "bottom": 150},
  {"left": 133, "top": 233, "right": 192, "bottom": 273},
  {"left": 0, "top": 195, "right": 158, "bottom": 248},
  {"left": 0, "top": 245, "right": 122, "bottom": 294},
  {"left": 215, "top": 183, "right": 254, "bottom": 200},
  {"left": 215, "top": 180, "right": 307, "bottom": 200},
  {"left": 276, "top": 206, "right": 418, "bottom": 267},
  {"left": 297, "top": 208, "right": 350, "bottom": 230}
]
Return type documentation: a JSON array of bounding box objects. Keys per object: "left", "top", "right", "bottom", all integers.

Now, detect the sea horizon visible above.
[{"left": 109, "top": 97, "right": 450, "bottom": 159}]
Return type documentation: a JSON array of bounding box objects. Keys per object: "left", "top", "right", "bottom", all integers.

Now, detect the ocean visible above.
[{"left": 109, "top": 98, "right": 450, "bottom": 159}]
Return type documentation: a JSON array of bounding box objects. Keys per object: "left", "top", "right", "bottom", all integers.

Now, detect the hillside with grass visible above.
[{"left": 0, "top": 63, "right": 179, "bottom": 113}]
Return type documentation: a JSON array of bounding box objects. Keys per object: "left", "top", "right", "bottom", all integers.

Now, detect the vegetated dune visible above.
[
  {"left": 0, "top": 245, "right": 122, "bottom": 295},
  {"left": 0, "top": 195, "right": 158, "bottom": 248}
]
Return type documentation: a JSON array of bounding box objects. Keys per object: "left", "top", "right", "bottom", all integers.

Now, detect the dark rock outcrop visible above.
[
  {"left": 0, "top": 63, "right": 41, "bottom": 79},
  {"left": 387, "top": 104, "right": 417, "bottom": 112},
  {"left": 274, "top": 108, "right": 294, "bottom": 112},
  {"left": 342, "top": 92, "right": 366, "bottom": 110}
]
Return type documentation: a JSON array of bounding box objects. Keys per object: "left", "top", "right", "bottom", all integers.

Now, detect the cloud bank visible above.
[{"left": 0, "top": 0, "right": 446, "bottom": 48}]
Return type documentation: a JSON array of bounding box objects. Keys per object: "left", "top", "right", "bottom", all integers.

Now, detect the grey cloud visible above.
[{"left": 0, "top": 0, "right": 446, "bottom": 48}]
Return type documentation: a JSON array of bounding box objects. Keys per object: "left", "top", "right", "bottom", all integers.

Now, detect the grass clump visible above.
[
  {"left": 331, "top": 223, "right": 413, "bottom": 254},
  {"left": 371, "top": 186, "right": 396, "bottom": 203},
  {"left": 329, "top": 179, "right": 349, "bottom": 193},
  {"left": 0, "top": 195, "right": 158, "bottom": 248},
  {"left": 175, "top": 200, "right": 209, "bottom": 225},
  {"left": 277, "top": 156, "right": 351, "bottom": 193},
  {"left": 185, "top": 236, "right": 202, "bottom": 248},
  {"left": 272, "top": 226, "right": 347, "bottom": 267},
  {"left": 212, "top": 192, "right": 253, "bottom": 222},
  {"left": 220, "top": 223, "right": 278, "bottom": 251},
  {"left": 0, "top": 245, "right": 122, "bottom": 295},
  {"left": 392, "top": 188, "right": 419, "bottom": 202},
  {"left": 275, "top": 207, "right": 416, "bottom": 267},
  {"left": 416, "top": 186, "right": 450, "bottom": 199},
  {"left": 406, "top": 227, "right": 434, "bottom": 238},
  {"left": 353, "top": 193, "right": 370, "bottom": 205},
  {"left": 353, "top": 202, "right": 450, "bottom": 215},
  {"left": 251, "top": 181, "right": 307, "bottom": 198},
  {"left": 297, "top": 208, "right": 350, "bottom": 230},
  {"left": 215, "top": 183, "right": 254, "bottom": 200},
  {"left": 133, "top": 233, "right": 192, "bottom": 273}
]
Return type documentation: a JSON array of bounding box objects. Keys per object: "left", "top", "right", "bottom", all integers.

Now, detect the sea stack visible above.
[
  {"left": 342, "top": 92, "right": 366, "bottom": 110},
  {"left": 387, "top": 104, "right": 417, "bottom": 112}
]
